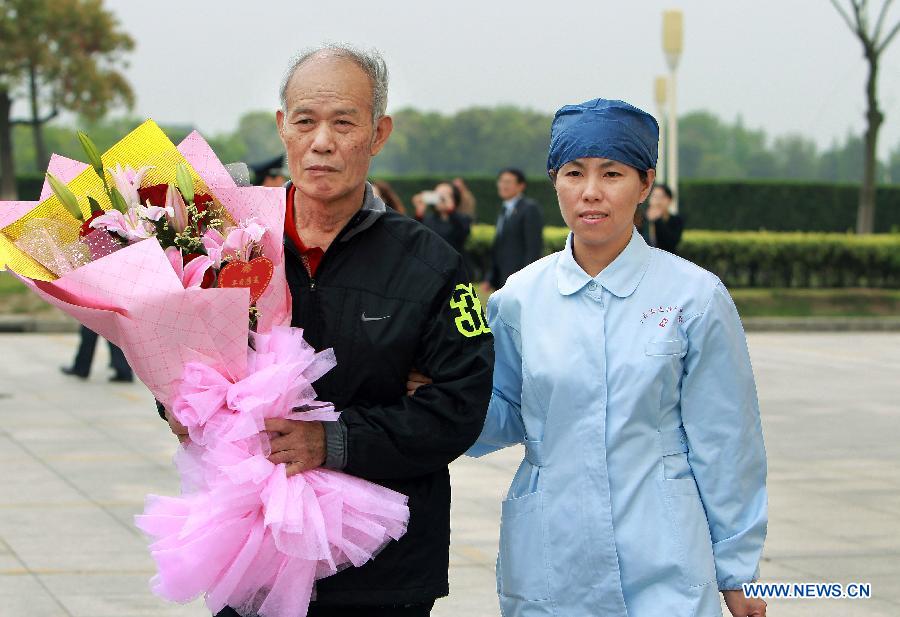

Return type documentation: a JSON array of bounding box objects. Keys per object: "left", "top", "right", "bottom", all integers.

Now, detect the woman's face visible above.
[
  {"left": 435, "top": 183, "right": 455, "bottom": 214},
  {"left": 649, "top": 186, "right": 671, "bottom": 211},
  {"left": 555, "top": 157, "right": 654, "bottom": 251}
]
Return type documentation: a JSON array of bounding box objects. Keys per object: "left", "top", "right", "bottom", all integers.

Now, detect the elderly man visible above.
[{"left": 204, "top": 45, "right": 492, "bottom": 617}]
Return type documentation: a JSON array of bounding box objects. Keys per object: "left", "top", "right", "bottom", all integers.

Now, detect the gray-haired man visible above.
[{"left": 209, "top": 45, "right": 493, "bottom": 617}]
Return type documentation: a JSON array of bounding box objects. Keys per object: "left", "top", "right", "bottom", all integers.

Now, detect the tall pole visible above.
[
  {"left": 654, "top": 75, "right": 668, "bottom": 184},
  {"left": 662, "top": 10, "right": 683, "bottom": 214},
  {"left": 667, "top": 70, "right": 678, "bottom": 212}
]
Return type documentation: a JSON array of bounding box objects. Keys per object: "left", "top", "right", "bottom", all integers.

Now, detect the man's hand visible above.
[
  {"left": 407, "top": 368, "right": 433, "bottom": 396},
  {"left": 165, "top": 410, "right": 190, "bottom": 444},
  {"left": 723, "top": 589, "right": 766, "bottom": 617},
  {"left": 265, "top": 418, "right": 326, "bottom": 477}
]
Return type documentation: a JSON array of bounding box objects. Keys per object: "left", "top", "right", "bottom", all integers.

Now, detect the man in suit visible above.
[{"left": 483, "top": 168, "right": 544, "bottom": 291}]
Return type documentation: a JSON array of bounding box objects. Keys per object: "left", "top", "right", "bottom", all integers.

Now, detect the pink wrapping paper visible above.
[{"left": 1, "top": 131, "right": 410, "bottom": 617}]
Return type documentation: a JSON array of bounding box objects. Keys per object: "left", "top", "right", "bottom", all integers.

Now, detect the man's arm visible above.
[
  {"left": 337, "top": 262, "right": 494, "bottom": 480},
  {"left": 266, "top": 258, "right": 493, "bottom": 480}
]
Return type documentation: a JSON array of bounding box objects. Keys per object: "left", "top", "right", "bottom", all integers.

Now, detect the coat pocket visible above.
[
  {"left": 498, "top": 490, "right": 551, "bottom": 601},
  {"left": 645, "top": 339, "right": 687, "bottom": 357},
  {"left": 662, "top": 479, "right": 717, "bottom": 587}
]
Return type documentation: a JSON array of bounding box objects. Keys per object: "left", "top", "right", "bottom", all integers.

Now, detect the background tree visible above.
[
  {"left": 771, "top": 135, "right": 820, "bottom": 180},
  {"left": 0, "top": 0, "right": 134, "bottom": 199},
  {"left": 818, "top": 133, "right": 874, "bottom": 183},
  {"left": 829, "top": 0, "right": 900, "bottom": 233},
  {"left": 371, "top": 106, "right": 551, "bottom": 176},
  {"left": 233, "top": 111, "right": 281, "bottom": 165}
]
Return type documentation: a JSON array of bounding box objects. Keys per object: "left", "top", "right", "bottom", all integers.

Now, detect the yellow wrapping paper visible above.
[{"left": 0, "top": 120, "right": 213, "bottom": 281}]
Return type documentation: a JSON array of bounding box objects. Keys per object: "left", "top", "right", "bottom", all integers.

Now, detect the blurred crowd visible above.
[{"left": 250, "top": 155, "right": 685, "bottom": 294}]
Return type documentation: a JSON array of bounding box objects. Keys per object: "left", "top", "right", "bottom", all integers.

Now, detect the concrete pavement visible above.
[{"left": 0, "top": 333, "right": 898, "bottom": 616}]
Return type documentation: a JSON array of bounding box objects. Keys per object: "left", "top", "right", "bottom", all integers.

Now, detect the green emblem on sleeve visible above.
[{"left": 449, "top": 283, "right": 491, "bottom": 338}]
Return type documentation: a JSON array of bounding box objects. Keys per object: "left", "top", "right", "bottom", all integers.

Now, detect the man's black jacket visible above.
[{"left": 286, "top": 184, "right": 493, "bottom": 606}]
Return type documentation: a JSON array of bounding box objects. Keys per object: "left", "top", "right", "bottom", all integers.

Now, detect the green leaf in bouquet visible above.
[
  {"left": 46, "top": 172, "right": 84, "bottom": 221},
  {"left": 109, "top": 187, "right": 130, "bottom": 213},
  {"left": 77, "top": 131, "right": 105, "bottom": 179},
  {"left": 86, "top": 196, "right": 103, "bottom": 215},
  {"left": 176, "top": 163, "right": 195, "bottom": 203}
]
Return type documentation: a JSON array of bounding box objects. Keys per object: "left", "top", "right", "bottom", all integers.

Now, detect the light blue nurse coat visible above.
[{"left": 468, "top": 229, "right": 767, "bottom": 617}]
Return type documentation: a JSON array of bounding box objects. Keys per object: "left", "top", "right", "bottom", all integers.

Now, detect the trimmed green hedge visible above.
[
  {"left": 15, "top": 175, "right": 46, "bottom": 201},
  {"left": 375, "top": 176, "right": 900, "bottom": 232},
  {"left": 465, "top": 225, "right": 900, "bottom": 289},
  {"left": 678, "top": 180, "right": 900, "bottom": 233}
]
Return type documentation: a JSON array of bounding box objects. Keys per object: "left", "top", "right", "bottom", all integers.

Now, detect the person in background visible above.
[
  {"left": 482, "top": 168, "right": 543, "bottom": 293},
  {"left": 372, "top": 179, "right": 407, "bottom": 215},
  {"left": 61, "top": 325, "right": 133, "bottom": 382},
  {"left": 641, "top": 182, "right": 683, "bottom": 254},
  {"left": 412, "top": 182, "right": 472, "bottom": 254},
  {"left": 250, "top": 154, "right": 290, "bottom": 188},
  {"left": 469, "top": 98, "right": 767, "bottom": 617}
]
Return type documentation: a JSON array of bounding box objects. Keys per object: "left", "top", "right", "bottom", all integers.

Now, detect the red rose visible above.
[
  {"left": 137, "top": 183, "right": 169, "bottom": 207},
  {"left": 79, "top": 211, "right": 105, "bottom": 238},
  {"left": 194, "top": 193, "right": 213, "bottom": 214},
  {"left": 184, "top": 252, "right": 216, "bottom": 289}
]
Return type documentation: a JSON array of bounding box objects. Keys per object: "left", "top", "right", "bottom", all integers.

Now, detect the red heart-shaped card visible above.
[{"left": 218, "top": 257, "right": 274, "bottom": 304}]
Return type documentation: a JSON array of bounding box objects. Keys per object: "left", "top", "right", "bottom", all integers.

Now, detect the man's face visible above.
[
  {"left": 262, "top": 174, "right": 286, "bottom": 188},
  {"left": 276, "top": 55, "right": 392, "bottom": 205},
  {"left": 497, "top": 172, "right": 525, "bottom": 201}
]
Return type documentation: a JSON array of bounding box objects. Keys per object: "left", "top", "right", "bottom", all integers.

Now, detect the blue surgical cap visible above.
[{"left": 547, "top": 98, "right": 659, "bottom": 175}]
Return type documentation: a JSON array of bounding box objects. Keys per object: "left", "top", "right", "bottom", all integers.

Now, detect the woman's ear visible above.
[{"left": 639, "top": 169, "right": 656, "bottom": 202}]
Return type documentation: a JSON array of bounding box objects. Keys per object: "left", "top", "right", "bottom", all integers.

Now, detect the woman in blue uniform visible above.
[{"left": 468, "top": 99, "right": 767, "bottom": 617}]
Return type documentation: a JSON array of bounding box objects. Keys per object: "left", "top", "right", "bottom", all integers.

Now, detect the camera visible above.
[{"left": 422, "top": 191, "right": 442, "bottom": 207}]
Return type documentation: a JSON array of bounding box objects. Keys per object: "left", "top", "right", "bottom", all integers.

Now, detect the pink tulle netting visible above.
[{"left": 135, "top": 326, "right": 409, "bottom": 617}]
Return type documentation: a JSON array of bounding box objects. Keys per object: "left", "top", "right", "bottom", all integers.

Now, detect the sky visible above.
[{"left": 68, "top": 0, "right": 900, "bottom": 158}]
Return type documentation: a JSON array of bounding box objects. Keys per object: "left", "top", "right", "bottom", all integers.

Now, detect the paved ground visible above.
[{"left": 0, "top": 333, "right": 897, "bottom": 617}]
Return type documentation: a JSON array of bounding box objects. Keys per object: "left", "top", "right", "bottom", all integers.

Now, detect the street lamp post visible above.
[
  {"left": 662, "top": 9, "right": 683, "bottom": 213},
  {"left": 654, "top": 75, "right": 668, "bottom": 184}
]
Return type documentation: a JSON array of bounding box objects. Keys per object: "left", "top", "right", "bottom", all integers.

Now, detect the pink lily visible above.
[
  {"left": 139, "top": 204, "right": 172, "bottom": 222},
  {"left": 107, "top": 164, "right": 154, "bottom": 208},
  {"left": 164, "top": 247, "right": 214, "bottom": 289},
  {"left": 222, "top": 218, "right": 267, "bottom": 262},
  {"left": 89, "top": 208, "right": 154, "bottom": 243},
  {"left": 165, "top": 184, "right": 190, "bottom": 233},
  {"left": 201, "top": 228, "right": 226, "bottom": 268}
]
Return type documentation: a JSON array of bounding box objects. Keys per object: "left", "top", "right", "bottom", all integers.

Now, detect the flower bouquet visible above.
[{"left": 0, "top": 120, "right": 409, "bottom": 617}]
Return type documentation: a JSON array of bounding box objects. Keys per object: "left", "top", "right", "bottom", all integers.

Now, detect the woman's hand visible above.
[
  {"left": 723, "top": 589, "right": 766, "bottom": 617},
  {"left": 411, "top": 192, "right": 427, "bottom": 220},
  {"left": 407, "top": 368, "right": 433, "bottom": 396}
]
